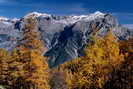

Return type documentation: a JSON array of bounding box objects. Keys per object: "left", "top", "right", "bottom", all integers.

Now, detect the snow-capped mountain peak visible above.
[
  {"left": 56, "top": 11, "right": 105, "bottom": 24},
  {"left": 85, "top": 11, "right": 105, "bottom": 21},
  {"left": 24, "top": 12, "right": 51, "bottom": 18},
  {"left": 22, "top": 11, "right": 106, "bottom": 25},
  {"left": 70, "top": 11, "right": 104, "bottom": 20},
  {"left": 93, "top": 11, "right": 105, "bottom": 16},
  {"left": 0, "top": 16, "right": 9, "bottom": 21}
]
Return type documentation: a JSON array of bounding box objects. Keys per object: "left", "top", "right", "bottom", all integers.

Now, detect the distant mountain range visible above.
[{"left": 0, "top": 11, "right": 132, "bottom": 67}]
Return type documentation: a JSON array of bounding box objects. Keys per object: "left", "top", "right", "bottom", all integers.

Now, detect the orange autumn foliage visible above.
[
  {"left": 0, "top": 18, "right": 50, "bottom": 89},
  {"left": 104, "top": 37, "right": 133, "bottom": 89},
  {"left": 60, "top": 32, "right": 124, "bottom": 89}
]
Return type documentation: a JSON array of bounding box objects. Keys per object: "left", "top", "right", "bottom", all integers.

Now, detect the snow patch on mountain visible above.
[{"left": 123, "top": 24, "right": 133, "bottom": 29}]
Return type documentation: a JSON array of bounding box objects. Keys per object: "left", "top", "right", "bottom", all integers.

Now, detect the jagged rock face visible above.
[
  {"left": 0, "top": 19, "right": 22, "bottom": 50},
  {"left": 0, "top": 12, "right": 132, "bottom": 67}
]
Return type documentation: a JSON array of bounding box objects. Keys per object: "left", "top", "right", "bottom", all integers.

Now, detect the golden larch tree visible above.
[
  {"left": 60, "top": 31, "right": 124, "bottom": 89},
  {"left": 0, "top": 18, "right": 50, "bottom": 89}
]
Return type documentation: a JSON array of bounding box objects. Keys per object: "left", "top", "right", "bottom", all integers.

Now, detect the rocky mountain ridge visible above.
[{"left": 0, "top": 11, "right": 132, "bottom": 67}]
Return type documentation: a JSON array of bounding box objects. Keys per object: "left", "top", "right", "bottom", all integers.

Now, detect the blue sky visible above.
[{"left": 0, "top": 0, "right": 133, "bottom": 25}]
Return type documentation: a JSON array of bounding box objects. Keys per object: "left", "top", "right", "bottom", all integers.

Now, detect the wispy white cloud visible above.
[
  {"left": 112, "top": 12, "right": 133, "bottom": 15},
  {"left": 123, "top": 24, "right": 133, "bottom": 29},
  {"left": 112, "top": 12, "right": 133, "bottom": 20},
  {"left": 111, "top": 12, "right": 133, "bottom": 24}
]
